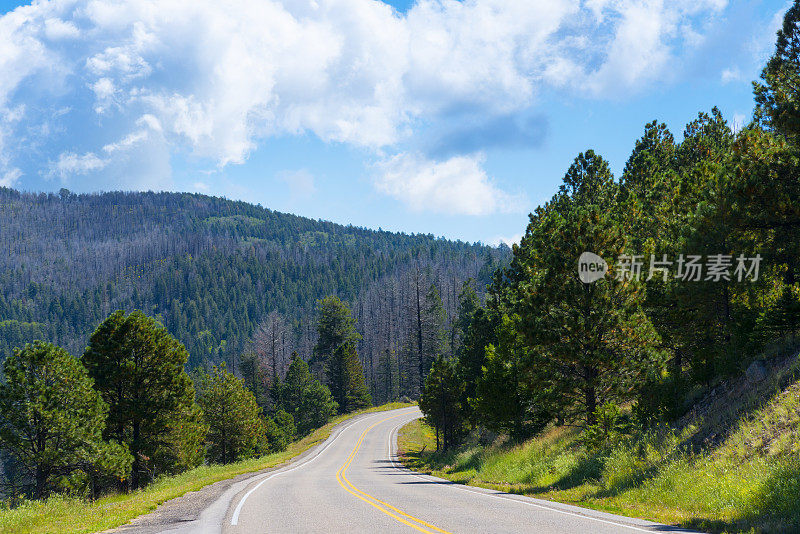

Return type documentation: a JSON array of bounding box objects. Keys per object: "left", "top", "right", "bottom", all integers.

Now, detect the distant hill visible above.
[{"left": 0, "top": 187, "right": 508, "bottom": 392}]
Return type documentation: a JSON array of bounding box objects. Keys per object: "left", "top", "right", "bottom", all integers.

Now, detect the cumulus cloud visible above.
[
  {"left": 0, "top": 168, "right": 22, "bottom": 187},
  {"left": 376, "top": 152, "right": 525, "bottom": 216},
  {"left": 49, "top": 151, "right": 107, "bottom": 181},
  {"left": 0, "top": 0, "right": 729, "bottom": 199},
  {"left": 43, "top": 17, "right": 79, "bottom": 40}
]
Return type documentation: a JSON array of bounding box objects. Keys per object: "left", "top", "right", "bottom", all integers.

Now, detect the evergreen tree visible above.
[
  {"left": 472, "top": 316, "right": 550, "bottom": 441},
  {"left": 419, "top": 283, "right": 447, "bottom": 387},
  {"left": 264, "top": 409, "right": 295, "bottom": 453},
  {"left": 377, "top": 348, "right": 400, "bottom": 404},
  {"left": 312, "top": 297, "right": 370, "bottom": 412},
  {"left": 0, "top": 342, "right": 131, "bottom": 499},
  {"left": 729, "top": 124, "right": 800, "bottom": 341},
  {"left": 332, "top": 341, "right": 372, "bottom": 413},
  {"left": 82, "top": 310, "right": 206, "bottom": 488},
  {"left": 418, "top": 356, "right": 465, "bottom": 451},
  {"left": 455, "top": 291, "right": 499, "bottom": 421},
  {"left": 672, "top": 110, "right": 745, "bottom": 381},
  {"left": 280, "top": 353, "right": 337, "bottom": 435},
  {"left": 312, "top": 296, "right": 361, "bottom": 370},
  {"left": 754, "top": 1, "right": 800, "bottom": 141},
  {"left": 454, "top": 280, "right": 480, "bottom": 353},
  {"left": 509, "top": 151, "right": 663, "bottom": 425},
  {"left": 239, "top": 350, "right": 271, "bottom": 408},
  {"left": 196, "top": 363, "right": 267, "bottom": 464}
]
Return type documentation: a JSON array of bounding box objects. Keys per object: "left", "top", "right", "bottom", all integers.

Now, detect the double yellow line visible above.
[{"left": 336, "top": 413, "right": 452, "bottom": 534}]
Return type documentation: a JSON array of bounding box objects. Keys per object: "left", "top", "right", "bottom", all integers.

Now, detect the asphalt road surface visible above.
[
  {"left": 163, "top": 406, "right": 697, "bottom": 534},
  {"left": 149, "top": 406, "right": 698, "bottom": 534}
]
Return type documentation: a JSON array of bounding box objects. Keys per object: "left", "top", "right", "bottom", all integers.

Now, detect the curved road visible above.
[{"left": 186, "top": 406, "right": 698, "bottom": 534}]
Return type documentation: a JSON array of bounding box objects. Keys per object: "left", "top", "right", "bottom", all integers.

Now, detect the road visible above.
[{"left": 189, "top": 406, "right": 698, "bottom": 534}]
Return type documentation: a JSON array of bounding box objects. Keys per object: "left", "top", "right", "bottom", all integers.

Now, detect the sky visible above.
[{"left": 0, "top": 0, "right": 791, "bottom": 245}]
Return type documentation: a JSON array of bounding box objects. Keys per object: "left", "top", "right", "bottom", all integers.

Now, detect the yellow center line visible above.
[{"left": 335, "top": 412, "right": 453, "bottom": 534}]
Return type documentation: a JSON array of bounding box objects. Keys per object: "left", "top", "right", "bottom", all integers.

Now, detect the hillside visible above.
[
  {"left": 399, "top": 342, "right": 800, "bottom": 533},
  {"left": 0, "top": 187, "right": 507, "bottom": 396}
]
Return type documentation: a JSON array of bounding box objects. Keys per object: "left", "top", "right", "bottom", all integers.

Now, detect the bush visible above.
[
  {"left": 196, "top": 364, "right": 267, "bottom": 464},
  {"left": 264, "top": 410, "right": 296, "bottom": 453}
]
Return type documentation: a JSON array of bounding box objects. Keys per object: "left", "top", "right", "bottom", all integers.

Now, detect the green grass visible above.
[
  {"left": 399, "top": 383, "right": 800, "bottom": 534},
  {"left": 0, "top": 402, "right": 413, "bottom": 534}
]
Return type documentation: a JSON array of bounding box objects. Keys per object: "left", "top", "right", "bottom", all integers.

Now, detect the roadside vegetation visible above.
[
  {"left": 0, "top": 293, "right": 398, "bottom": 533},
  {"left": 4, "top": 3, "right": 800, "bottom": 533},
  {"left": 0, "top": 401, "right": 411, "bottom": 534},
  {"left": 400, "top": 351, "right": 800, "bottom": 533},
  {"left": 408, "top": 5, "right": 800, "bottom": 533}
]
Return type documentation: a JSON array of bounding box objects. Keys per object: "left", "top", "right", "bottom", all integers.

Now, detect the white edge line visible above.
[
  {"left": 230, "top": 416, "right": 356, "bottom": 525},
  {"left": 231, "top": 407, "right": 417, "bottom": 526},
  {"left": 385, "top": 416, "right": 684, "bottom": 534}
]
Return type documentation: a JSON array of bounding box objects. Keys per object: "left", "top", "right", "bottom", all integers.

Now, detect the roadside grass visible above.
[
  {"left": 398, "top": 382, "right": 800, "bottom": 534},
  {"left": 0, "top": 402, "right": 413, "bottom": 534}
]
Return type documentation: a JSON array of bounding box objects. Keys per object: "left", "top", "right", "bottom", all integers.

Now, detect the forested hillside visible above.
[
  {"left": 407, "top": 7, "right": 800, "bottom": 530},
  {"left": 0, "top": 188, "right": 507, "bottom": 399}
]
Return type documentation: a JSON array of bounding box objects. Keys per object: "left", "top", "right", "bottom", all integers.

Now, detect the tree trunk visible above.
[
  {"left": 415, "top": 269, "right": 424, "bottom": 393},
  {"left": 35, "top": 465, "right": 48, "bottom": 500},
  {"left": 132, "top": 420, "right": 141, "bottom": 489},
  {"left": 585, "top": 366, "right": 598, "bottom": 426}
]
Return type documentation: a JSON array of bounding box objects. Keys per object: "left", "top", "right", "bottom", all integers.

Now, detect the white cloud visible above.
[
  {"left": 0, "top": 168, "right": 22, "bottom": 187},
  {"left": 376, "top": 152, "right": 525, "bottom": 216},
  {"left": 492, "top": 233, "right": 523, "bottom": 247},
  {"left": 0, "top": 0, "right": 732, "bottom": 196},
  {"left": 732, "top": 112, "right": 747, "bottom": 132},
  {"left": 193, "top": 181, "right": 209, "bottom": 191},
  {"left": 721, "top": 67, "right": 742, "bottom": 84},
  {"left": 44, "top": 18, "right": 80, "bottom": 40},
  {"left": 49, "top": 151, "right": 107, "bottom": 181},
  {"left": 102, "top": 129, "right": 149, "bottom": 154},
  {"left": 749, "top": 4, "right": 788, "bottom": 62}
]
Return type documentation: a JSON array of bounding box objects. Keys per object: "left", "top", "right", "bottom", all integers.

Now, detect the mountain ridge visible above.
[{"left": 0, "top": 186, "right": 508, "bottom": 396}]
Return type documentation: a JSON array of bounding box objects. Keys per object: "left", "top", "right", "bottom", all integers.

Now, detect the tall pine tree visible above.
[
  {"left": 0, "top": 342, "right": 131, "bottom": 498},
  {"left": 312, "top": 297, "right": 370, "bottom": 412},
  {"left": 82, "top": 310, "right": 206, "bottom": 488}
]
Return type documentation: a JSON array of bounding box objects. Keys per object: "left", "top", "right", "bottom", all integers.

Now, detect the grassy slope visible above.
[
  {"left": 398, "top": 355, "right": 800, "bottom": 534},
  {"left": 0, "top": 402, "right": 413, "bottom": 534}
]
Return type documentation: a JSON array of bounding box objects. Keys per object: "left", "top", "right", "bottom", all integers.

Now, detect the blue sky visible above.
[{"left": 0, "top": 0, "right": 790, "bottom": 244}]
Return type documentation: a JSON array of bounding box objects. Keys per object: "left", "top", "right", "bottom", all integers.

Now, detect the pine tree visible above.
[
  {"left": 453, "top": 279, "right": 480, "bottom": 354},
  {"left": 472, "top": 316, "right": 550, "bottom": 441},
  {"left": 418, "top": 356, "right": 465, "bottom": 451},
  {"left": 312, "top": 296, "right": 370, "bottom": 412},
  {"left": 280, "top": 353, "right": 337, "bottom": 435},
  {"left": 419, "top": 283, "right": 447, "bottom": 387},
  {"left": 335, "top": 341, "right": 372, "bottom": 412},
  {"left": 312, "top": 296, "right": 361, "bottom": 370},
  {"left": 196, "top": 363, "right": 267, "bottom": 464},
  {"left": 728, "top": 124, "right": 800, "bottom": 341},
  {"left": 264, "top": 409, "right": 295, "bottom": 453},
  {"left": 0, "top": 342, "right": 131, "bottom": 499},
  {"left": 377, "top": 348, "right": 400, "bottom": 404},
  {"left": 509, "top": 151, "right": 663, "bottom": 425},
  {"left": 239, "top": 349, "right": 271, "bottom": 408},
  {"left": 454, "top": 282, "right": 498, "bottom": 421},
  {"left": 754, "top": 1, "right": 800, "bottom": 141},
  {"left": 82, "top": 310, "right": 206, "bottom": 488}
]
